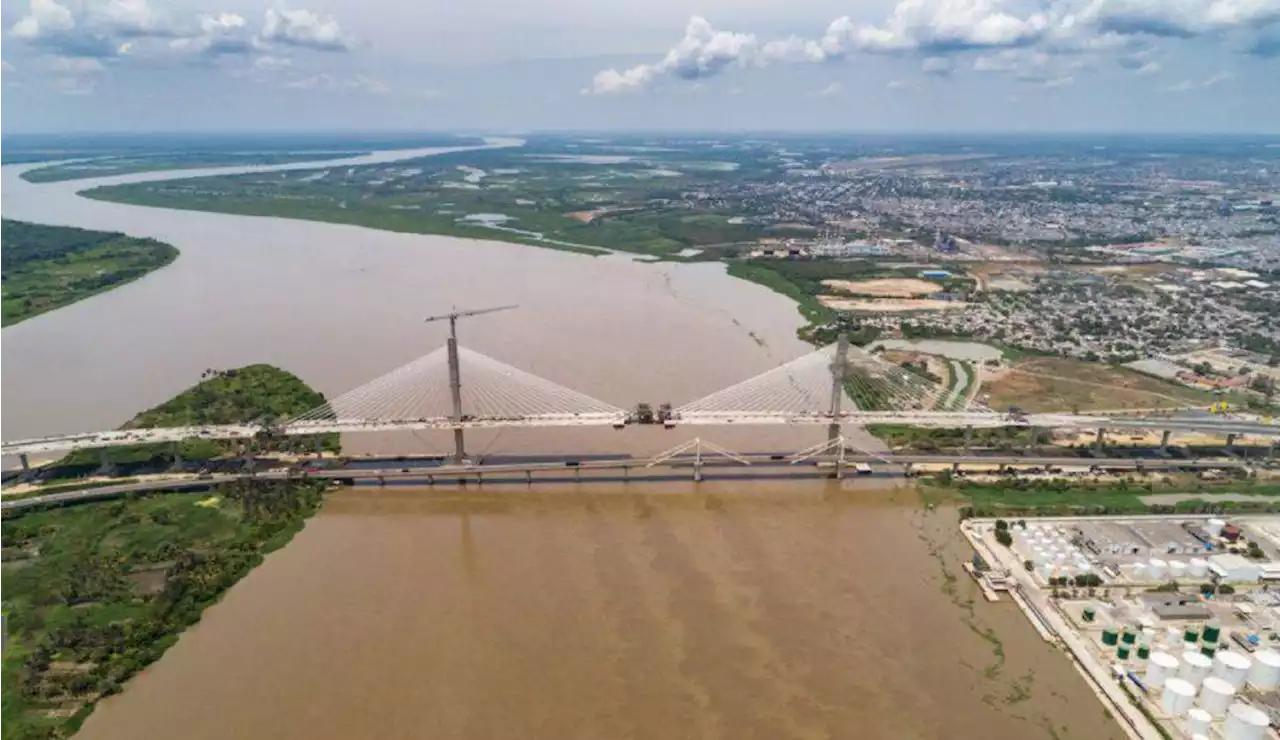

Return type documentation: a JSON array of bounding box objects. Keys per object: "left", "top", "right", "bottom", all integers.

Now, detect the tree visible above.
[
  {"left": 995, "top": 529, "right": 1014, "bottom": 547},
  {"left": 1023, "top": 559, "right": 1034, "bottom": 572},
  {"left": 995, "top": 519, "right": 1009, "bottom": 531}
]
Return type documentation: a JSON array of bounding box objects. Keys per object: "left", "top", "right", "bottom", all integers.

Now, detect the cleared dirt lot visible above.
[
  {"left": 821, "top": 278, "right": 942, "bottom": 297},
  {"left": 983, "top": 357, "right": 1214, "bottom": 413}
]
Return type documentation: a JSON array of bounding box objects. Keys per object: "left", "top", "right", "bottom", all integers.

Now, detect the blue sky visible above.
[{"left": 2, "top": 0, "right": 1278, "bottom": 133}]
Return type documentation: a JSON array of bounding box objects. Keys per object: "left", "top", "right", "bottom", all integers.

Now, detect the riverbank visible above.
[
  {"left": 1, "top": 220, "right": 178, "bottom": 327},
  {"left": 1, "top": 479, "right": 333, "bottom": 739}
]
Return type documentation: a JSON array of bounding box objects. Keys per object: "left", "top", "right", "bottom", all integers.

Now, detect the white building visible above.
[{"left": 1209, "top": 554, "right": 1262, "bottom": 583}]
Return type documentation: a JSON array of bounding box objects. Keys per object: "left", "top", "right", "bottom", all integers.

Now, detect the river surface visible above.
[
  {"left": 1, "top": 140, "right": 854, "bottom": 457},
  {"left": 77, "top": 483, "right": 1122, "bottom": 740},
  {"left": 3, "top": 144, "right": 1119, "bottom": 739}
]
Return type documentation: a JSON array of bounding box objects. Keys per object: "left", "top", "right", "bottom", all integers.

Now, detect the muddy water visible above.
[
  {"left": 0, "top": 144, "right": 859, "bottom": 457},
  {"left": 77, "top": 483, "right": 1121, "bottom": 740}
]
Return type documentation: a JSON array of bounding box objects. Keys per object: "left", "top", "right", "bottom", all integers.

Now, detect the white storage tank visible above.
[
  {"left": 1180, "top": 651, "right": 1214, "bottom": 686},
  {"left": 1224, "top": 702, "right": 1269, "bottom": 740},
  {"left": 1207, "top": 518, "right": 1226, "bottom": 538},
  {"left": 1186, "top": 707, "right": 1212, "bottom": 736},
  {"left": 1171, "top": 561, "right": 1189, "bottom": 580},
  {"left": 1146, "top": 651, "right": 1179, "bottom": 688},
  {"left": 1190, "top": 557, "right": 1209, "bottom": 578},
  {"left": 1149, "top": 558, "right": 1168, "bottom": 581},
  {"left": 1132, "top": 562, "right": 1148, "bottom": 581},
  {"left": 1162, "top": 677, "right": 1197, "bottom": 716},
  {"left": 1199, "top": 676, "right": 1236, "bottom": 715},
  {"left": 1247, "top": 649, "right": 1280, "bottom": 690},
  {"left": 1039, "top": 562, "right": 1055, "bottom": 580},
  {"left": 1214, "top": 651, "right": 1252, "bottom": 690}
]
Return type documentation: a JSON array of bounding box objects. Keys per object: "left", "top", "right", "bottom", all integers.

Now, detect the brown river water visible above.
[
  {"left": 77, "top": 482, "right": 1122, "bottom": 740},
  {"left": 3, "top": 146, "right": 1120, "bottom": 739}
]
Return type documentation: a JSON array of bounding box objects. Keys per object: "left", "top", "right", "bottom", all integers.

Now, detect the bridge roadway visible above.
[
  {"left": 1, "top": 452, "right": 1261, "bottom": 512},
  {"left": 2, "top": 412, "right": 1277, "bottom": 458}
]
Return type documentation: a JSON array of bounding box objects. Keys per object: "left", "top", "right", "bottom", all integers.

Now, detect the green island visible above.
[
  {"left": 1, "top": 220, "right": 178, "bottom": 327},
  {"left": 19, "top": 152, "right": 369, "bottom": 183},
  {"left": 59, "top": 364, "right": 338, "bottom": 472},
  {"left": 81, "top": 138, "right": 808, "bottom": 258},
  {"left": 1, "top": 365, "right": 339, "bottom": 739}
]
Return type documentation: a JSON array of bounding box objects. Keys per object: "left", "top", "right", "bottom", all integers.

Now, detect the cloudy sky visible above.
[{"left": 2, "top": 0, "right": 1278, "bottom": 133}]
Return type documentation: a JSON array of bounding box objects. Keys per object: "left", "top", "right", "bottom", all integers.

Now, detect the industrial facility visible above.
[{"left": 969, "top": 515, "right": 1280, "bottom": 740}]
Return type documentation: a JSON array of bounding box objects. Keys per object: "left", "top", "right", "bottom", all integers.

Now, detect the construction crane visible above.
[{"left": 424, "top": 305, "right": 518, "bottom": 463}]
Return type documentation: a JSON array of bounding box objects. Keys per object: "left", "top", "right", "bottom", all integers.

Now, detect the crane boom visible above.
[{"left": 423, "top": 304, "right": 518, "bottom": 324}]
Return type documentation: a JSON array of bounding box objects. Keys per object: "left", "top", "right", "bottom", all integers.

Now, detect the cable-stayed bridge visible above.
[{"left": 4, "top": 338, "right": 1275, "bottom": 463}]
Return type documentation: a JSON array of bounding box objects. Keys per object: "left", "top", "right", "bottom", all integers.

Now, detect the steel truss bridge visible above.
[{"left": 4, "top": 338, "right": 1276, "bottom": 462}]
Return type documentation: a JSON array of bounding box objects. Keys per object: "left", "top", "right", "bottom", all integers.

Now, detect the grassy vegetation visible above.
[
  {"left": 81, "top": 140, "right": 779, "bottom": 258},
  {"left": 2, "top": 480, "right": 141, "bottom": 502},
  {"left": 931, "top": 476, "right": 1280, "bottom": 518},
  {"left": 871, "top": 424, "right": 1049, "bottom": 450},
  {"left": 20, "top": 152, "right": 368, "bottom": 183},
  {"left": 54, "top": 365, "right": 339, "bottom": 473},
  {"left": 1, "top": 220, "right": 178, "bottom": 326},
  {"left": 1, "top": 479, "right": 330, "bottom": 739},
  {"left": 984, "top": 356, "right": 1216, "bottom": 413}
]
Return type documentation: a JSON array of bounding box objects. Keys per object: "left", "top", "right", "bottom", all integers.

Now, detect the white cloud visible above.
[
  {"left": 921, "top": 55, "right": 954, "bottom": 75},
  {"left": 814, "top": 81, "right": 842, "bottom": 96},
  {"left": 1166, "top": 70, "right": 1234, "bottom": 91},
  {"left": 11, "top": 0, "right": 74, "bottom": 40},
  {"left": 1085, "top": 0, "right": 1280, "bottom": 38},
  {"left": 260, "top": 8, "right": 349, "bottom": 51},
  {"left": 284, "top": 72, "right": 388, "bottom": 93},
  {"left": 586, "top": 16, "right": 757, "bottom": 93},
  {"left": 51, "top": 74, "right": 95, "bottom": 94},
  {"left": 252, "top": 54, "right": 292, "bottom": 71},
  {"left": 97, "top": 0, "right": 175, "bottom": 38},
  {"left": 818, "top": 1, "right": 1052, "bottom": 58},
  {"left": 48, "top": 56, "right": 104, "bottom": 73},
  {"left": 1134, "top": 59, "right": 1160, "bottom": 74}
]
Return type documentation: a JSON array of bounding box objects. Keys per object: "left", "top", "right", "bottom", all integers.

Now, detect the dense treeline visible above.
[
  {"left": 1, "top": 219, "right": 178, "bottom": 326},
  {"left": 59, "top": 365, "right": 339, "bottom": 470},
  {"left": 1, "top": 480, "right": 330, "bottom": 739}
]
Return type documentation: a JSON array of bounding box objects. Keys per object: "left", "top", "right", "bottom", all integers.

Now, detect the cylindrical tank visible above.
[
  {"left": 1199, "top": 676, "right": 1236, "bottom": 715},
  {"left": 1180, "top": 651, "right": 1214, "bottom": 685},
  {"left": 1146, "top": 651, "right": 1179, "bottom": 688},
  {"left": 1185, "top": 627, "right": 1201, "bottom": 644},
  {"left": 1248, "top": 649, "right": 1280, "bottom": 690},
  {"left": 1190, "top": 557, "right": 1209, "bottom": 577},
  {"left": 1118, "top": 645, "right": 1131, "bottom": 660},
  {"left": 1039, "top": 562, "right": 1054, "bottom": 579},
  {"left": 1207, "top": 518, "right": 1226, "bottom": 537},
  {"left": 1203, "top": 621, "right": 1223, "bottom": 643},
  {"left": 1214, "top": 651, "right": 1252, "bottom": 690},
  {"left": 1149, "top": 558, "right": 1168, "bottom": 581},
  {"left": 1137, "top": 644, "right": 1151, "bottom": 660},
  {"left": 1202, "top": 645, "right": 1217, "bottom": 658},
  {"left": 1224, "top": 702, "right": 1269, "bottom": 740},
  {"left": 1161, "top": 677, "right": 1196, "bottom": 716},
  {"left": 1171, "top": 561, "right": 1189, "bottom": 579},
  {"left": 1103, "top": 628, "right": 1119, "bottom": 646},
  {"left": 1187, "top": 707, "right": 1212, "bottom": 736},
  {"left": 1082, "top": 606, "right": 1096, "bottom": 623},
  {"left": 1122, "top": 629, "right": 1137, "bottom": 645}
]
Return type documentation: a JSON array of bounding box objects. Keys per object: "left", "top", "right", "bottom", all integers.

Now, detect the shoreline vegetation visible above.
[
  {"left": 1, "top": 220, "right": 178, "bottom": 327},
  {"left": 1, "top": 364, "right": 340, "bottom": 740}
]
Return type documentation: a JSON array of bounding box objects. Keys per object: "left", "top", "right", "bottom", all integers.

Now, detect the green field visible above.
[
  {"left": 1, "top": 220, "right": 178, "bottom": 326},
  {"left": 81, "top": 139, "right": 785, "bottom": 258},
  {"left": 1, "top": 480, "right": 329, "bottom": 739},
  {"left": 927, "top": 477, "right": 1280, "bottom": 517}
]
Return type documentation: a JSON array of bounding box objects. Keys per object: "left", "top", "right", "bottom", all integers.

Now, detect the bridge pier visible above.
[
  {"left": 1094, "top": 428, "right": 1106, "bottom": 456},
  {"left": 902, "top": 462, "right": 913, "bottom": 478},
  {"left": 314, "top": 436, "right": 325, "bottom": 459},
  {"left": 951, "top": 461, "right": 961, "bottom": 474},
  {"left": 1024, "top": 426, "right": 1038, "bottom": 455},
  {"left": 1226, "top": 433, "right": 1238, "bottom": 452},
  {"left": 1269, "top": 440, "right": 1277, "bottom": 461},
  {"left": 963, "top": 425, "right": 974, "bottom": 453},
  {"left": 526, "top": 470, "right": 533, "bottom": 485},
  {"left": 19, "top": 453, "right": 30, "bottom": 473},
  {"left": 693, "top": 460, "right": 703, "bottom": 483},
  {"left": 169, "top": 443, "right": 185, "bottom": 473},
  {"left": 1159, "top": 429, "right": 1172, "bottom": 456}
]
